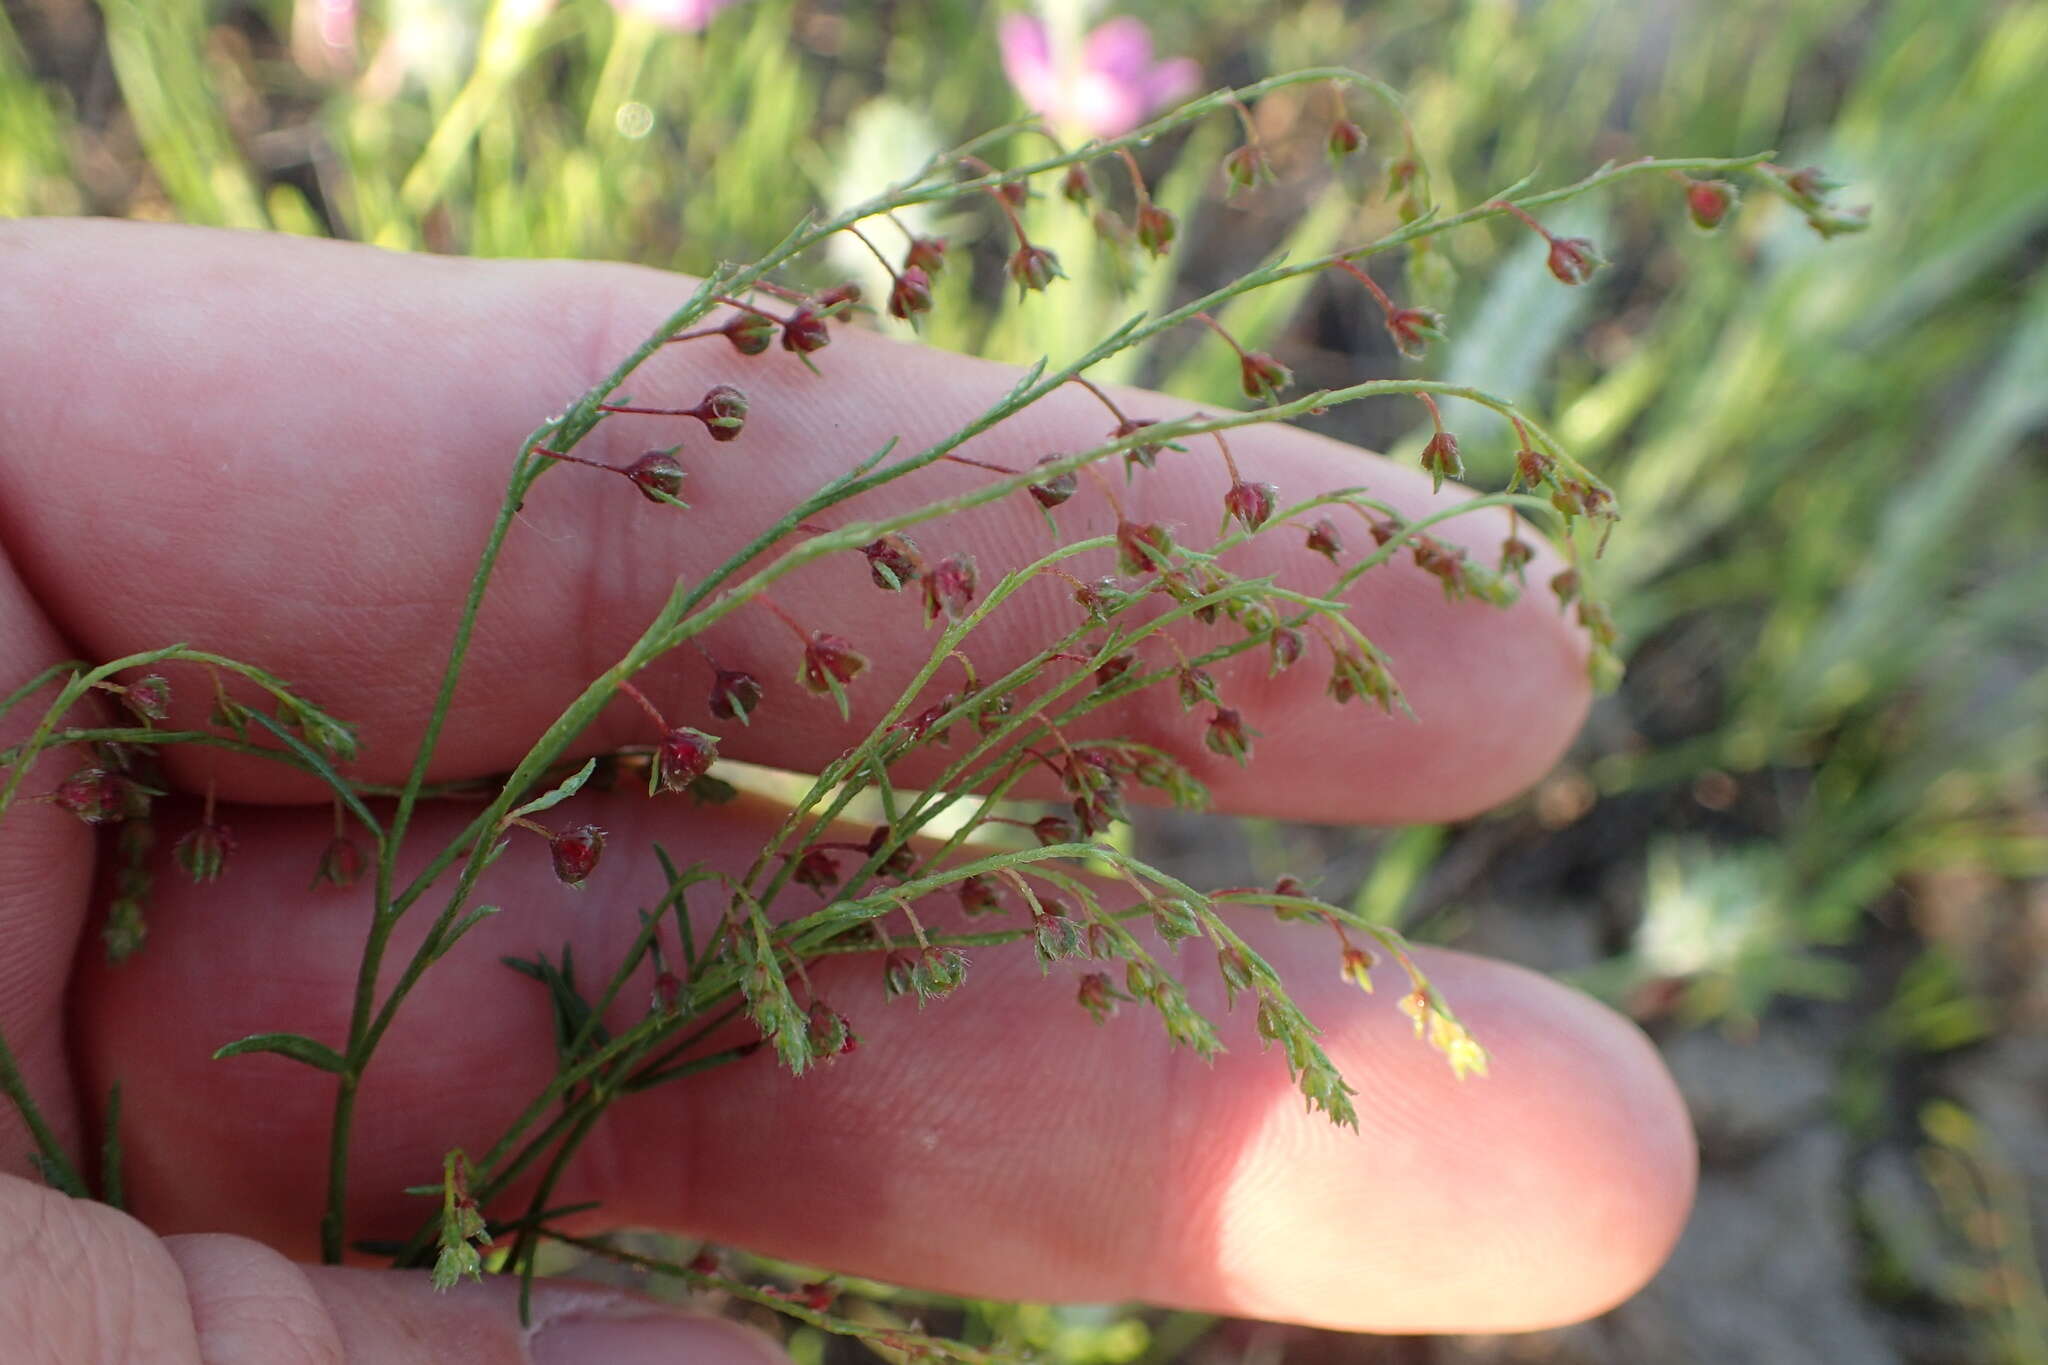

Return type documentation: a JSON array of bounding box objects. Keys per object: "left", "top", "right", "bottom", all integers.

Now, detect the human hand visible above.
[{"left": 0, "top": 219, "right": 1693, "bottom": 1363}]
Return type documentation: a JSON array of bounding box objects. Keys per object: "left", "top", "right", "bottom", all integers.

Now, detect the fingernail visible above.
[{"left": 531, "top": 1309, "right": 786, "bottom": 1365}]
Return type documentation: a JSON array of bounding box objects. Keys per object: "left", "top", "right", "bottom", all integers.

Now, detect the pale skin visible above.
[{"left": 0, "top": 220, "right": 1695, "bottom": 1363}]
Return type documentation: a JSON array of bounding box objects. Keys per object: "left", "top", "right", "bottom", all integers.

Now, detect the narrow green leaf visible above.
[
  {"left": 507, "top": 758, "right": 597, "bottom": 821},
  {"left": 212, "top": 1032, "right": 347, "bottom": 1074}
]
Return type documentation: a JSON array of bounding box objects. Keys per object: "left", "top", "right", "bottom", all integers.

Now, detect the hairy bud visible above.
[{"left": 548, "top": 825, "right": 606, "bottom": 887}]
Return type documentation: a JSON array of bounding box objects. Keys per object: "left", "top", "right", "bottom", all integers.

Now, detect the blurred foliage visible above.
[{"left": 4, "top": 0, "right": 2046, "bottom": 1358}]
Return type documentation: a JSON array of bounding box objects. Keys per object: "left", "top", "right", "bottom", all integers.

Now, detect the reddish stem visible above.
[{"left": 616, "top": 679, "right": 670, "bottom": 731}]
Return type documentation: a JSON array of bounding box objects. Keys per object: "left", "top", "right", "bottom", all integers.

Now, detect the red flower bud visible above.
[
  {"left": 1032, "top": 813, "right": 1077, "bottom": 846},
  {"left": 1204, "top": 706, "right": 1256, "bottom": 765},
  {"left": 921, "top": 554, "right": 978, "bottom": 625},
  {"left": 548, "top": 824, "right": 606, "bottom": 886},
  {"left": 1032, "top": 901, "right": 1085, "bottom": 966},
  {"left": 793, "top": 847, "right": 840, "bottom": 895},
  {"left": 1116, "top": 520, "right": 1175, "bottom": 576},
  {"left": 1499, "top": 536, "right": 1535, "bottom": 576},
  {"left": 1269, "top": 625, "right": 1307, "bottom": 674},
  {"left": 1006, "top": 243, "right": 1064, "bottom": 296},
  {"left": 1222, "top": 143, "right": 1270, "bottom": 195},
  {"left": 1368, "top": 514, "right": 1404, "bottom": 546},
  {"left": 1061, "top": 164, "right": 1094, "bottom": 206},
  {"left": 656, "top": 727, "right": 720, "bottom": 792},
  {"left": 1029, "top": 454, "right": 1078, "bottom": 508},
  {"left": 1305, "top": 518, "right": 1342, "bottom": 560},
  {"left": 861, "top": 533, "right": 925, "bottom": 591},
  {"left": 697, "top": 384, "right": 747, "bottom": 440},
  {"left": 708, "top": 667, "right": 762, "bottom": 724},
  {"left": 780, "top": 306, "right": 832, "bottom": 354},
  {"left": 723, "top": 309, "right": 776, "bottom": 355},
  {"left": 625, "top": 450, "right": 687, "bottom": 504},
  {"left": 174, "top": 820, "right": 235, "bottom": 883},
  {"left": 1684, "top": 178, "right": 1738, "bottom": 230},
  {"left": 812, "top": 281, "right": 863, "bottom": 313},
  {"left": 1340, "top": 945, "right": 1377, "bottom": 993},
  {"left": 1514, "top": 447, "right": 1556, "bottom": 488},
  {"left": 1550, "top": 568, "right": 1581, "bottom": 605},
  {"left": 1239, "top": 351, "right": 1293, "bottom": 404},
  {"left": 1327, "top": 647, "right": 1395, "bottom": 709},
  {"left": 49, "top": 767, "right": 140, "bottom": 825},
  {"left": 1073, "top": 575, "right": 1126, "bottom": 621},
  {"left": 311, "top": 835, "right": 367, "bottom": 889},
  {"left": 1327, "top": 118, "right": 1366, "bottom": 161},
  {"left": 865, "top": 824, "right": 916, "bottom": 879},
  {"left": 904, "top": 234, "right": 948, "bottom": 276},
  {"left": 1545, "top": 235, "right": 1605, "bottom": 286},
  {"left": 1076, "top": 971, "right": 1128, "bottom": 1023},
  {"left": 1094, "top": 651, "right": 1137, "bottom": 691},
  {"left": 1176, "top": 666, "right": 1218, "bottom": 710},
  {"left": 122, "top": 674, "right": 172, "bottom": 722},
  {"left": 1419, "top": 429, "right": 1463, "bottom": 491},
  {"left": 1385, "top": 306, "right": 1446, "bottom": 360},
  {"left": 806, "top": 1000, "right": 855, "bottom": 1056},
  {"left": 993, "top": 179, "right": 1029, "bottom": 210},
  {"left": 1113, "top": 417, "right": 1170, "bottom": 472},
  {"left": 888, "top": 265, "right": 934, "bottom": 321},
  {"left": 958, "top": 873, "right": 1003, "bottom": 918},
  {"left": 1224, "top": 479, "right": 1279, "bottom": 532},
  {"left": 1134, "top": 202, "right": 1177, "bottom": 258}
]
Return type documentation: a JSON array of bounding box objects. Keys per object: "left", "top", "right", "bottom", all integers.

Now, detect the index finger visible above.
[{"left": 0, "top": 219, "right": 1588, "bottom": 822}]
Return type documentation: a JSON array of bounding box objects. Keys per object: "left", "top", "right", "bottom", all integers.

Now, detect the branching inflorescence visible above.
[{"left": 0, "top": 66, "right": 1866, "bottom": 1350}]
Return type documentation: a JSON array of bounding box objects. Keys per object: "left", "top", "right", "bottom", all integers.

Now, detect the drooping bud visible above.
[
  {"left": 1094, "top": 651, "right": 1138, "bottom": 691},
  {"left": 1419, "top": 429, "right": 1463, "bottom": 492},
  {"left": 625, "top": 450, "right": 687, "bottom": 504},
  {"left": 1061, "top": 164, "right": 1094, "bottom": 206},
  {"left": 1550, "top": 568, "right": 1581, "bottom": 605},
  {"left": 1340, "top": 945, "right": 1377, "bottom": 993},
  {"left": 1203, "top": 706, "right": 1256, "bottom": 766},
  {"left": 1115, "top": 520, "right": 1175, "bottom": 576},
  {"left": 793, "top": 848, "right": 840, "bottom": 896},
  {"left": 864, "top": 824, "right": 917, "bottom": 879},
  {"left": 806, "top": 1000, "right": 856, "bottom": 1056},
  {"left": 993, "top": 179, "right": 1029, "bottom": 210},
  {"left": 1077, "top": 972, "right": 1128, "bottom": 1023},
  {"left": 548, "top": 824, "right": 606, "bottom": 887},
  {"left": 1327, "top": 647, "right": 1395, "bottom": 709},
  {"left": 1305, "top": 519, "right": 1342, "bottom": 560},
  {"left": 1368, "top": 514, "right": 1404, "bottom": 546},
  {"left": 1239, "top": 351, "right": 1293, "bottom": 404},
  {"left": 1029, "top": 455, "right": 1077, "bottom": 509},
  {"left": 1134, "top": 202, "right": 1177, "bottom": 258},
  {"left": 174, "top": 820, "right": 235, "bottom": 883},
  {"left": 656, "top": 727, "right": 720, "bottom": 792},
  {"left": 1269, "top": 625, "right": 1307, "bottom": 674},
  {"left": 1073, "top": 788, "right": 1124, "bottom": 837},
  {"left": 921, "top": 554, "right": 978, "bottom": 624},
  {"left": 1032, "top": 814, "right": 1077, "bottom": 846},
  {"left": 1150, "top": 896, "right": 1202, "bottom": 942},
  {"left": 1073, "top": 576, "right": 1127, "bottom": 622},
  {"left": 1176, "top": 666, "right": 1218, "bottom": 710},
  {"left": 1514, "top": 446, "right": 1557, "bottom": 488},
  {"left": 861, "top": 533, "right": 925, "bottom": 591},
  {"left": 888, "top": 266, "right": 934, "bottom": 321},
  {"left": 958, "top": 873, "right": 1003, "bottom": 918},
  {"left": 1499, "top": 536, "right": 1535, "bottom": 577},
  {"left": 1113, "top": 417, "right": 1171, "bottom": 472},
  {"left": 780, "top": 306, "right": 832, "bottom": 354},
  {"left": 49, "top": 767, "right": 138, "bottom": 825},
  {"left": 1224, "top": 479, "right": 1279, "bottom": 532},
  {"left": 1545, "top": 235, "right": 1605, "bottom": 286},
  {"left": 1326, "top": 118, "right": 1366, "bottom": 161},
  {"left": 1222, "top": 143, "right": 1270, "bottom": 195},
  {"left": 1006, "top": 243, "right": 1063, "bottom": 296},
  {"left": 1385, "top": 306, "right": 1446, "bottom": 360},
  {"left": 1216, "top": 944, "right": 1256, "bottom": 1004},
  {"left": 1031, "top": 901, "right": 1086, "bottom": 967},
  {"left": 723, "top": 309, "right": 776, "bottom": 355},
  {"left": 812, "top": 282, "right": 863, "bottom": 314},
  {"left": 698, "top": 384, "right": 747, "bottom": 441},
  {"left": 708, "top": 667, "right": 763, "bottom": 724},
  {"left": 1684, "top": 178, "right": 1737, "bottom": 230},
  {"left": 311, "top": 835, "right": 367, "bottom": 889},
  {"left": 121, "top": 674, "right": 172, "bottom": 723},
  {"left": 904, "top": 234, "right": 948, "bottom": 276}
]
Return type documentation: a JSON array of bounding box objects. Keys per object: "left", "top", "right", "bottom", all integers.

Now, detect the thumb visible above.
[{"left": 2, "top": 1174, "right": 785, "bottom": 1365}]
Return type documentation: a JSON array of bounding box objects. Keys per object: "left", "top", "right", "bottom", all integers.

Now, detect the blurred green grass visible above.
[{"left": 5, "top": 0, "right": 2046, "bottom": 1358}]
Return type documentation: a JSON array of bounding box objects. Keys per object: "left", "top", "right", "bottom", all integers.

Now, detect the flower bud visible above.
[
  {"left": 1216, "top": 944, "right": 1255, "bottom": 1003},
  {"left": 651, "top": 971, "right": 684, "bottom": 1016},
  {"left": 1115, "top": 520, "right": 1175, "bottom": 576},
  {"left": 993, "top": 179, "right": 1029, "bottom": 210},
  {"left": 861, "top": 533, "right": 925, "bottom": 591},
  {"left": 1327, "top": 647, "right": 1395, "bottom": 709},
  {"left": 1073, "top": 789, "right": 1123, "bottom": 837},
  {"left": 50, "top": 767, "right": 138, "bottom": 825},
  {"left": 882, "top": 950, "right": 919, "bottom": 1001},
  {"left": 780, "top": 306, "right": 832, "bottom": 354},
  {"left": 708, "top": 667, "right": 763, "bottom": 723},
  {"left": 1269, "top": 626, "right": 1307, "bottom": 674},
  {"left": 1224, "top": 479, "right": 1279, "bottom": 532},
  {"left": 1077, "top": 972, "right": 1127, "bottom": 1023},
  {"left": 958, "top": 873, "right": 1003, "bottom": 917},
  {"left": 1222, "top": 143, "right": 1270, "bottom": 195},
  {"left": 1006, "top": 244, "right": 1063, "bottom": 296},
  {"left": 723, "top": 309, "right": 776, "bottom": 355},
  {"left": 1545, "top": 235, "right": 1605, "bottom": 286},
  {"left": 1514, "top": 446, "right": 1556, "bottom": 488},
  {"left": 548, "top": 824, "right": 606, "bottom": 886},
  {"left": 1340, "top": 945, "right": 1377, "bottom": 994},
  {"left": 1327, "top": 118, "right": 1366, "bottom": 161},
  {"left": 806, "top": 1000, "right": 856, "bottom": 1056},
  {"left": 1550, "top": 568, "right": 1581, "bottom": 605},
  {"left": 1305, "top": 519, "right": 1342, "bottom": 560},
  {"left": 888, "top": 265, "right": 934, "bottom": 321},
  {"left": 1032, "top": 902, "right": 1085, "bottom": 967},
  {"left": 1126, "top": 960, "right": 1164, "bottom": 1001},
  {"left": 1499, "top": 536, "right": 1535, "bottom": 576},
  {"left": 122, "top": 674, "right": 172, "bottom": 723},
  {"left": 1203, "top": 706, "right": 1256, "bottom": 765},
  {"left": 656, "top": 727, "right": 720, "bottom": 792},
  {"left": 1368, "top": 514, "right": 1404, "bottom": 546},
  {"left": 1419, "top": 429, "right": 1463, "bottom": 492},
  {"left": 1061, "top": 164, "right": 1094, "bottom": 206},
  {"left": 864, "top": 824, "right": 917, "bottom": 878},
  {"left": 174, "top": 820, "right": 235, "bottom": 883},
  {"left": 1032, "top": 813, "right": 1077, "bottom": 846},
  {"left": 1029, "top": 454, "right": 1078, "bottom": 509},
  {"left": 698, "top": 384, "right": 747, "bottom": 440},
  {"left": 919, "top": 944, "right": 969, "bottom": 997},
  {"left": 625, "top": 450, "right": 687, "bottom": 503},
  {"left": 793, "top": 848, "right": 840, "bottom": 896},
  {"left": 904, "top": 234, "right": 948, "bottom": 276},
  {"left": 1113, "top": 417, "right": 1170, "bottom": 471},
  {"left": 812, "top": 281, "right": 863, "bottom": 313},
  {"left": 311, "top": 835, "right": 367, "bottom": 889},
  {"left": 1073, "top": 576, "right": 1127, "bottom": 622},
  {"left": 1134, "top": 202, "right": 1177, "bottom": 258},
  {"left": 921, "top": 554, "right": 978, "bottom": 624},
  {"left": 1150, "top": 896, "right": 1202, "bottom": 942},
  {"left": 1176, "top": 666, "right": 1218, "bottom": 710},
  {"left": 1238, "top": 351, "right": 1293, "bottom": 404},
  {"left": 1684, "top": 178, "right": 1737, "bottom": 230},
  {"left": 1385, "top": 306, "right": 1446, "bottom": 360},
  {"left": 1094, "top": 651, "right": 1137, "bottom": 691}
]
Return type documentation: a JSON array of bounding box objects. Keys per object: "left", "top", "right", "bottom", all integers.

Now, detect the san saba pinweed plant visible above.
[{"left": 0, "top": 67, "right": 1864, "bottom": 1353}]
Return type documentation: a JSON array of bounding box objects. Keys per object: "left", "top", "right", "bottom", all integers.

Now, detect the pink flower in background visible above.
[
  {"left": 610, "top": 0, "right": 742, "bottom": 31},
  {"left": 999, "top": 14, "right": 1201, "bottom": 139}
]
